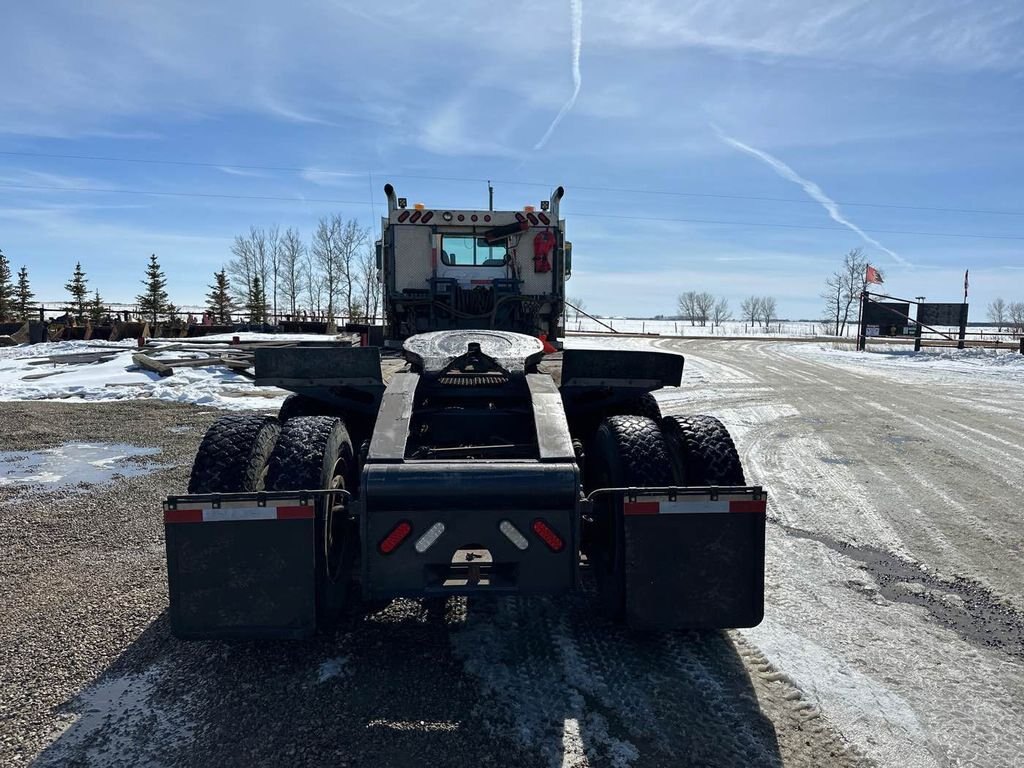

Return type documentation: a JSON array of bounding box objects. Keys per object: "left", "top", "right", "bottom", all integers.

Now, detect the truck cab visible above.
[{"left": 376, "top": 184, "right": 571, "bottom": 343}]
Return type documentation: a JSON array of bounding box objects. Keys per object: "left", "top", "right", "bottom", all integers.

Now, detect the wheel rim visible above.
[{"left": 323, "top": 456, "right": 348, "bottom": 582}]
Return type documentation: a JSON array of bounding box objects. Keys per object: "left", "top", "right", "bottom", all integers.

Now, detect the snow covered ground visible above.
[
  {"left": 0, "top": 334, "right": 336, "bottom": 410},
  {"left": 786, "top": 343, "right": 1024, "bottom": 384},
  {"left": 4, "top": 333, "right": 1024, "bottom": 766}
]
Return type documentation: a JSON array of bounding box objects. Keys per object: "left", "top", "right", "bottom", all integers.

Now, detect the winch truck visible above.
[{"left": 163, "top": 184, "right": 766, "bottom": 638}]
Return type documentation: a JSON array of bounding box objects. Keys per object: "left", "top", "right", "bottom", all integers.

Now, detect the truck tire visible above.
[
  {"left": 265, "top": 416, "right": 357, "bottom": 629},
  {"left": 630, "top": 391, "right": 662, "bottom": 420},
  {"left": 187, "top": 414, "right": 280, "bottom": 494},
  {"left": 278, "top": 393, "right": 323, "bottom": 422},
  {"left": 660, "top": 415, "right": 745, "bottom": 486},
  {"left": 586, "top": 415, "right": 674, "bottom": 619}
]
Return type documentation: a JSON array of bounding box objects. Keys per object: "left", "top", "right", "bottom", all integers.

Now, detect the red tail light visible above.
[
  {"left": 397, "top": 210, "right": 410, "bottom": 223},
  {"left": 410, "top": 210, "right": 422, "bottom": 223},
  {"left": 379, "top": 521, "right": 412, "bottom": 554},
  {"left": 538, "top": 212, "right": 550, "bottom": 225},
  {"left": 531, "top": 519, "right": 564, "bottom": 552},
  {"left": 526, "top": 212, "right": 538, "bottom": 225},
  {"left": 421, "top": 211, "right": 434, "bottom": 223}
]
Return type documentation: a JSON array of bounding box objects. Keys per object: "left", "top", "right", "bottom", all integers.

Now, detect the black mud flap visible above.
[
  {"left": 164, "top": 494, "right": 319, "bottom": 639},
  {"left": 621, "top": 492, "right": 766, "bottom": 630}
]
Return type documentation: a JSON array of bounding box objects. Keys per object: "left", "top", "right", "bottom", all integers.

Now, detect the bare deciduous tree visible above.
[
  {"left": 678, "top": 291, "right": 698, "bottom": 325},
  {"left": 356, "top": 245, "right": 381, "bottom": 323},
  {"left": 760, "top": 296, "right": 778, "bottom": 330},
  {"left": 312, "top": 216, "right": 343, "bottom": 321},
  {"left": 821, "top": 273, "right": 844, "bottom": 336},
  {"left": 1009, "top": 301, "right": 1024, "bottom": 335},
  {"left": 840, "top": 248, "right": 868, "bottom": 335},
  {"left": 694, "top": 291, "right": 715, "bottom": 326},
  {"left": 821, "top": 248, "right": 868, "bottom": 337},
  {"left": 337, "top": 219, "right": 369, "bottom": 319},
  {"left": 568, "top": 296, "right": 586, "bottom": 321},
  {"left": 711, "top": 297, "right": 731, "bottom": 326},
  {"left": 279, "top": 228, "right": 304, "bottom": 318},
  {"left": 740, "top": 296, "right": 761, "bottom": 327},
  {"left": 266, "top": 225, "right": 280, "bottom": 323},
  {"left": 988, "top": 297, "right": 1007, "bottom": 332}
]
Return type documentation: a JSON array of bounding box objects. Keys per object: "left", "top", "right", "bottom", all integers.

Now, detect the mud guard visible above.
[
  {"left": 164, "top": 493, "right": 324, "bottom": 639},
  {"left": 620, "top": 490, "right": 766, "bottom": 630}
]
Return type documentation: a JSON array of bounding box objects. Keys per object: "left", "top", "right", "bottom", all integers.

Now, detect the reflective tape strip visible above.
[
  {"left": 276, "top": 505, "right": 315, "bottom": 520},
  {"left": 729, "top": 499, "right": 767, "bottom": 514},
  {"left": 163, "top": 505, "right": 314, "bottom": 523},
  {"left": 164, "top": 508, "right": 203, "bottom": 523},
  {"left": 623, "top": 498, "right": 766, "bottom": 516}
]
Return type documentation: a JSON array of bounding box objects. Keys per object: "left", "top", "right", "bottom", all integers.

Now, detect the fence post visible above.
[{"left": 1020, "top": 337, "right": 1023, "bottom": 355}]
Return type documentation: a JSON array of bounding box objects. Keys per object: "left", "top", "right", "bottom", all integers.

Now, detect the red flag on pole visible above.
[{"left": 865, "top": 265, "right": 884, "bottom": 284}]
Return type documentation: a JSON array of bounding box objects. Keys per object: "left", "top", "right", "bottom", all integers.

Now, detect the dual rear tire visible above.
[
  {"left": 584, "top": 412, "right": 745, "bottom": 621},
  {"left": 186, "top": 412, "right": 358, "bottom": 629}
]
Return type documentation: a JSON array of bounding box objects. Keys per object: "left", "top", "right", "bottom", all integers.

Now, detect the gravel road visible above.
[
  {"left": 5, "top": 337, "right": 1019, "bottom": 767},
  {"left": 651, "top": 338, "right": 1024, "bottom": 767}
]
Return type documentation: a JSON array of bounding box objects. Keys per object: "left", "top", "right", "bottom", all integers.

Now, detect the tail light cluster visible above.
[{"left": 378, "top": 518, "right": 566, "bottom": 555}]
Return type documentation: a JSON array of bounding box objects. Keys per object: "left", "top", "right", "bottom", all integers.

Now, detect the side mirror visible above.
[
  {"left": 564, "top": 241, "right": 572, "bottom": 278},
  {"left": 375, "top": 240, "right": 383, "bottom": 270}
]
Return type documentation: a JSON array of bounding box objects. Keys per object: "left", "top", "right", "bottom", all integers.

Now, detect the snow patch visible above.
[
  {"left": 317, "top": 656, "right": 349, "bottom": 683},
  {"left": 0, "top": 443, "right": 166, "bottom": 488},
  {"left": 0, "top": 340, "right": 294, "bottom": 410}
]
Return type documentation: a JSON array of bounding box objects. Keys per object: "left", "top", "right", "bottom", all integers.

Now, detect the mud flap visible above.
[
  {"left": 164, "top": 495, "right": 319, "bottom": 639},
  {"left": 622, "top": 493, "right": 766, "bottom": 630}
]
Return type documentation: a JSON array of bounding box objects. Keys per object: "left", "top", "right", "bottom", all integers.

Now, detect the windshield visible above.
[{"left": 440, "top": 235, "right": 507, "bottom": 267}]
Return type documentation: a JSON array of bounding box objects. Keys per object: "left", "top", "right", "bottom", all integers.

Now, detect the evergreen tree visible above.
[
  {"left": 88, "top": 290, "right": 107, "bottom": 324},
  {"left": 136, "top": 253, "right": 170, "bottom": 324},
  {"left": 246, "top": 274, "right": 267, "bottom": 323},
  {"left": 206, "top": 269, "right": 235, "bottom": 324},
  {"left": 64, "top": 262, "right": 89, "bottom": 320},
  {"left": 0, "top": 250, "right": 13, "bottom": 320},
  {"left": 15, "top": 266, "right": 33, "bottom": 320}
]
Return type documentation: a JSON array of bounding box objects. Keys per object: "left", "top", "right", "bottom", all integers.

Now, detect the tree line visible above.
[
  {"left": 0, "top": 211, "right": 382, "bottom": 327},
  {"left": 987, "top": 298, "right": 1024, "bottom": 334},
  {"left": 675, "top": 291, "right": 778, "bottom": 330},
  {"left": 226, "top": 216, "right": 380, "bottom": 325}
]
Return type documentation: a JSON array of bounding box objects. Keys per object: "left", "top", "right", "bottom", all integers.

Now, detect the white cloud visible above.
[
  {"left": 535, "top": 0, "right": 584, "bottom": 149},
  {"left": 594, "top": 0, "right": 1024, "bottom": 71},
  {"left": 715, "top": 128, "right": 909, "bottom": 267},
  {"left": 300, "top": 169, "right": 364, "bottom": 187}
]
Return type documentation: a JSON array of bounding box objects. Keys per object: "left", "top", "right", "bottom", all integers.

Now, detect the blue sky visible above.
[{"left": 1, "top": 0, "right": 1022, "bottom": 319}]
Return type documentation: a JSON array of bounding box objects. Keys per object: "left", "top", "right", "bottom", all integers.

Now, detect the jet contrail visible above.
[
  {"left": 535, "top": 0, "right": 582, "bottom": 150},
  {"left": 716, "top": 129, "right": 908, "bottom": 266}
]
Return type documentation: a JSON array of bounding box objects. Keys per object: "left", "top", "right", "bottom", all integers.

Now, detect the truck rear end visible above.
[{"left": 161, "top": 183, "right": 768, "bottom": 641}]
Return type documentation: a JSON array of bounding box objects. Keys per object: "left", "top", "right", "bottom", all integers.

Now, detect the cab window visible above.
[{"left": 440, "top": 235, "right": 507, "bottom": 267}]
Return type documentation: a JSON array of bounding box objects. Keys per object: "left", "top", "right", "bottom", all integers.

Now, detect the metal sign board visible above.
[
  {"left": 863, "top": 302, "right": 909, "bottom": 337},
  {"left": 917, "top": 303, "right": 968, "bottom": 327}
]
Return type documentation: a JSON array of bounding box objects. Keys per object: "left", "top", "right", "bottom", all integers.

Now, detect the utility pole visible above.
[{"left": 488, "top": 180, "right": 494, "bottom": 211}]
